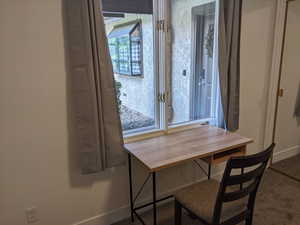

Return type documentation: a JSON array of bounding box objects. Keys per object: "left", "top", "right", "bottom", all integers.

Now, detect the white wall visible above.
[
  {"left": 238, "top": 0, "right": 277, "bottom": 153},
  {"left": 0, "top": 0, "right": 285, "bottom": 225}
]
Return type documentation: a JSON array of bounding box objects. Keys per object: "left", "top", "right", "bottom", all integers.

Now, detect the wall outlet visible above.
[{"left": 25, "top": 207, "right": 39, "bottom": 224}]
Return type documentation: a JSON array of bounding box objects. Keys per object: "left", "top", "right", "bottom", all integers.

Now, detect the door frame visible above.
[
  {"left": 190, "top": 13, "right": 205, "bottom": 120},
  {"left": 264, "top": 0, "right": 294, "bottom": 162},
  {"left": 189, "top": 0, "right": 217, "bottom": 121}
]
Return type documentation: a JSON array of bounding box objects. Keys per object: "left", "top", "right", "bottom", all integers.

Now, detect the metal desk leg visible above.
[
  {"left": 240, "top": 167, "right": 244, "bottom": 190},
  {"left": 152, "top": 172, "right": 157, "bottom": 225},
  {"left": 128, "top": 154, "right": 134, "bottom": 223},
  {"left": 208, "top": 164, "right": 212, "bottom": 180}
]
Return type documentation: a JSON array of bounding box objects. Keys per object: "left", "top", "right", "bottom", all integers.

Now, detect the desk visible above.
[{"left": 124, "top": 125, "right": 253, "bottom": 225}]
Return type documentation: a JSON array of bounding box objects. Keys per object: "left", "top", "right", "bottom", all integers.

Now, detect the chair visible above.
[{"left": 174, "top": 144, "right": 275, "bottom": 225}]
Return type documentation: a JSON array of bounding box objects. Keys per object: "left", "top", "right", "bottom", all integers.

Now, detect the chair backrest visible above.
[{"left": 212, "top": 144, "right": 275, "bottom": 225}]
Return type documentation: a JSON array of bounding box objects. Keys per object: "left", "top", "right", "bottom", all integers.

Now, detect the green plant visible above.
[{"left": 115, "top": 81, "right": 122, "bottom": 113}]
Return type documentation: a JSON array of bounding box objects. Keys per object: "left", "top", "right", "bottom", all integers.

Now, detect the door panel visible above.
[
  {"left": 275, "top": 1, "right": 300, "bottom": 154},
  {"left": 191, "top": 5, "right": 215, "bottom": 120}
]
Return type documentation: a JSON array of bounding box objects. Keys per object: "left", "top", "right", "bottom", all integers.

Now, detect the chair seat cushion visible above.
[{"left": 174, "top": 179, "right": 247, "bottom": 224}]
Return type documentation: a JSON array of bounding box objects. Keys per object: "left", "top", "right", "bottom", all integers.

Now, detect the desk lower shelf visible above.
[{"left": 202, "top": 146, "right": 246, "bottom": 165}]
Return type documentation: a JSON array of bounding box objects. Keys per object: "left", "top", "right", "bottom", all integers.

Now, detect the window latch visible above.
[
  {"left": 158, "top": 93, "right": 166, "bottom": 103},
  {"left": 156, "top": 20, "right": 165, "bottom": 32},
  {"left": 278, "top": 88, "right": 284, "bottom": 97}
]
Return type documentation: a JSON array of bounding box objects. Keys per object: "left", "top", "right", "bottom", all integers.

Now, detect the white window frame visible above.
[{"left": 123, "top": 0, "right": 220, "bottom": 141}]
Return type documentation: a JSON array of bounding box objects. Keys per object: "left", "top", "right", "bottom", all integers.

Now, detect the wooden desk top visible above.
[{"left": 124, "top": 126, "right": 253, "bottom": 172}]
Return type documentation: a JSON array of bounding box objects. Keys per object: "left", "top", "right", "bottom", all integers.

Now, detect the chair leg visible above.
[
  {"left": 246, "top": 213, "right": 253, "bottom": 225},
  {"left": 246, "top": 218, "right": 252, "bottom": 225},
  {"left": 246, "top": 205, "right": 255, "bottom": 225},
  {"left": 175, "top": 200, "right": 182, "bottom": 225}
]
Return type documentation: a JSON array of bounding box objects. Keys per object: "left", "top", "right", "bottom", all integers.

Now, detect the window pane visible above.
[
  {"left": 104, "top": 10, "right": 157, "bottom": 133},
  {"left": 118, "top": 36, "right": 131, "bottom": 74},
  {"left": 170, "top": 1, "right": 216, "bottom": 125},
  {"left": 131, "top": 24, "right": 143, "bottom": 75},
  {"left": 108, "top": 37, "right": 119, "bottom": 73}
]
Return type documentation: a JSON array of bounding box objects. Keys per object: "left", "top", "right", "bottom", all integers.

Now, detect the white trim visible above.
[
  {"left": 272, "top": 145, "right": 300, "bottom": 163},
  {"left": 72, "top": 170, "right": 224, "bottom": 225},
  {"left": 124, "top": 122, "right": 208, "bottom": 143},
  {"left": 169, "top": 118, "right": 211, "bottom": 128},
  {"left": 263, "top": 0, "right": 288, "bottom": 149},
  {"left": 211, "top": 0, "right": 220, "bottom": 125},
  {"left": 152, "top": 0, "right": 161, "bottom": 132},
  {"left": 158, "top": 0, "right": 168, "bottom": 130},
  {"left": 164, "top": 0, "right": 172, "bottom": 125},
  {"left": 123, "top": 125, "right": 159, "bottom": 137}
]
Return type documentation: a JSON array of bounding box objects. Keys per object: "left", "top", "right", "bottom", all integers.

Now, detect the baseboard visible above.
[
  {"left": 72, "top": 205, "right": 130, "bottom": 225},
  {"left": 72, "top": 171, "right": 223, "bottom": 225},
  {"left": 272, "top": 145, "right": 300, "bottom": 164}
]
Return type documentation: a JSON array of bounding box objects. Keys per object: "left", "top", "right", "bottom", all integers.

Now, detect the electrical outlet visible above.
[{"left": 25, "top": 207, "right": 39, "bottom": 224}]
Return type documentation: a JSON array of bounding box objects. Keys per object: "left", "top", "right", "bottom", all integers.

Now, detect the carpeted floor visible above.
[
  {"left": 271, "top": 155, "right": 300, "bottom": 182},
  {"left": 113, "top": 169, "right": 300, "bottom": 225}
]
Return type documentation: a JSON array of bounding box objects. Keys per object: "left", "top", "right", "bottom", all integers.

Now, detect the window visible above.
[
  {"left": 104, "top": 0, "right": 220, "bottom": 137},
  {"left": 108, "top": 22, "right": 143, "bottom": 76},
  {"left": 169, "top": 1, "right": 218, "bottom": 125},
  {"left": 104, "top": 4, "right": 157, "bottom": 134}
]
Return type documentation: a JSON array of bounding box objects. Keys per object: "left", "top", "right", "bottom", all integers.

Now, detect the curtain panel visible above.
[
  {"left": 218, "top": 0, "right": 243, "bottom": 131},
  {"left": 64, "top": 0, "right": 125, "bottom": 174}
]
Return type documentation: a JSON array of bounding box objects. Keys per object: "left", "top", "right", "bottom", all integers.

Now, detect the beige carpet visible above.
[
  {"left": 113, "top": 169, "right": 300, "bottom": 225},
  {"left": 271, "top": 154, "right": 300, "bottom": 182}
]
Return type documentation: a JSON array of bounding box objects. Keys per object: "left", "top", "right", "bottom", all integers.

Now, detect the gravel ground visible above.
[{"left": 120, "top": 105, "right": 155, "bottom": 131}]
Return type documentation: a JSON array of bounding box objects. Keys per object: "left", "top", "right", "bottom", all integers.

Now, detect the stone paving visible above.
[{"left": 120, "top": 105, "right": 155, "bottom": 131}]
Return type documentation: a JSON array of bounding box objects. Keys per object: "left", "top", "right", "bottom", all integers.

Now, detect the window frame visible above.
[
  {"left": 108, "top": 21, "right": 144, "bottom": 77},
  {"left": 162, "top": 0, "right": 219, "bottom": 131},
  {"left": 109, "top": 0, "right": 220, "bottom": 140}
]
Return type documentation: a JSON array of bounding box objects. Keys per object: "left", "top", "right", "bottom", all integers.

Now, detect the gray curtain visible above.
[
  {"left": 218, "top": 0, "right": 243, "bottom": 131},
  {"left": 64, "top": 0, "right": 125, "bottom": 174}
]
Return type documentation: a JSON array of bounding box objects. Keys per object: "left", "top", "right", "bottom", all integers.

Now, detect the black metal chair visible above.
[{"left": 174, "top": 144, "right": 275, "bottom": 225}]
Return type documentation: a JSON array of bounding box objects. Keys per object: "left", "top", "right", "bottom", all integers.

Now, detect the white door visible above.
[{"left": 274, "top": 1, "right": 300, "bottom": 159}]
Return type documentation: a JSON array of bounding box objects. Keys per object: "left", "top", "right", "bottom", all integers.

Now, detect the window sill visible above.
[
  {"left": 115, "top": 73, "right": 144, "bottom": 78},
  {"left": 124, "top": 119, "right": 211, "bottom": 144}
]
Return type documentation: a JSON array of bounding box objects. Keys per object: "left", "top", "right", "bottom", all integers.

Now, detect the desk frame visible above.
[
  {"left": 125, "top": 126, "right": 252, "bottom": 225},
  {"left": 127, "top": 155, "right": 213, "bottom": 225}
]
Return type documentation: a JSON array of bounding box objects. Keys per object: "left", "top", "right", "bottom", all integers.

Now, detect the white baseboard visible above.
[
  {"left": 72, "top": 171, "right": 223, "bottom": 225},
  {"left": 272, "top": 145, "right": 300, "bottom": 164},
  {"left": 72, "top": 204, "right": 130, "bottom": 225}
]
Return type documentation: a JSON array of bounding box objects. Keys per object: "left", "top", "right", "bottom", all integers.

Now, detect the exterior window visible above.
[
  {"left": 104, "top": 0, "right": 220, "bottom": 137},
  {"left": 169, "top": 1, "right": 218, "bottom": 125},
  {"left": 108, "top": 22, "right": 143, "bottom": 76},
  {"left": 105, "top": 13, "right": 156, "bottom": 134}
]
